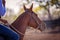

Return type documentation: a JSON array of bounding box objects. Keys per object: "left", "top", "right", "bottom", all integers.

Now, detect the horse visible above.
[{"left": 7, "top": 4, "right": 46, "bottom": 40}]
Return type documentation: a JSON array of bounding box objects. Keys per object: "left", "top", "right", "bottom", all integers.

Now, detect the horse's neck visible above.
[{"left": 11, "top": 13, "right": 30, "bottom": 34}]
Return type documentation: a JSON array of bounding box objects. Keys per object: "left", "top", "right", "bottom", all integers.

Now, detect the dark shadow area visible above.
[
  {"left": 48, "top": 30, "right": 60, "bottom": 34},
  {"left": 43, "top": 18, "right": 60, "bottom": 34},
  {"left": 44, "top": 18, "right": 60, "bottom": 29}
]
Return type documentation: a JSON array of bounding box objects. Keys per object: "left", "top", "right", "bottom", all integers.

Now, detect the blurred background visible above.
[
  {"left": 3, "top": 0, "right": 60, "bottom": 24},
  {"left": 2, "top": 0, "right": 60, "bottom": 40}
]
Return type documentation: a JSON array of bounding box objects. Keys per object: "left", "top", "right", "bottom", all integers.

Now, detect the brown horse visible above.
[{"left": 10, "top": 4, "right": 46, "bottom": 40}]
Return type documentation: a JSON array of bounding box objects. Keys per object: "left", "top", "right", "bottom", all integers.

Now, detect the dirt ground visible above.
[{"left": 23, "top": 28, "right": 60, "bottom": 40}]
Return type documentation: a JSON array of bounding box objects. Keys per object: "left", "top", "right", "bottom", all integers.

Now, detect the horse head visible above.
[
  {"left": 11, "top": 4, "right": 46, "bottom": 40},
  {"left": 23, "top": 4, "right": 46, "bottom": 31}
]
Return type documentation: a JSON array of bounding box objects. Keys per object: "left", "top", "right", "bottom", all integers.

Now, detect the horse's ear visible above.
[
  {"left": 30, "top": 3, "right": 33, "bottom": 10},
  {"left": 23, "top": 4, "right": 26, "bottom": 10}
]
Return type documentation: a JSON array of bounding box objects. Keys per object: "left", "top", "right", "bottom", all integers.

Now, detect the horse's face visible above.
[
  {"left": 28, "top": 12, "right": 46, "bottom": 31},
  {"left": 24, "top": 4, "right": 46, "bottom": 32}
]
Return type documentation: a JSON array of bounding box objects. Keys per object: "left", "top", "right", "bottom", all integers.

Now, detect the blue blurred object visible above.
[
  {"left": 0, "top": 0, "right": 6, "bottom": 16},
  {"left": 0, "top": 24, "right": 19, "bottom": 40}
]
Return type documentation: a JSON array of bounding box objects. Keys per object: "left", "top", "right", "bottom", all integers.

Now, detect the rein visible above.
[
  {"left": 9, "top": 24, "right": 25, "bottom": 35},
  {"left": 0, "top": 21, "right": 25, "bottom": 36}
]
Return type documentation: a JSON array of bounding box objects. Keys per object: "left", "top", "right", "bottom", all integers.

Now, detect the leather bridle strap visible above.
[
  {"left": 8, "top": 23, "right": 25, "bottom": 35},
  {"left": 0, "top": 19, "right": 24, "bottom": 35},
  {"left": 31, "top": 13, "right": 46, "bottom": 31}
]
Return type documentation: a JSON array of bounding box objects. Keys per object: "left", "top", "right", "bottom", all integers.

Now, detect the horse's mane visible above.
[{"left": 12, "top": 11, "right": 37, "bottom": 28}]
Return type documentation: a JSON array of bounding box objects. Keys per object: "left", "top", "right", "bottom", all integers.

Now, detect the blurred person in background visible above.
[
  {"left": 0, "top": 0, "right": 7, "bottom": 24},
  {"left": 0, "top": 0, "right": 19, "bottom": 40},
  {"left": 0, "top": 0, "right": 6, "bottom": 18}
]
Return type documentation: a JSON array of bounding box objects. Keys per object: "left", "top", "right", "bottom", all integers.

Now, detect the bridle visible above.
[{"left": 30, "top": 12, "right": 46, "bottom": 31}]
